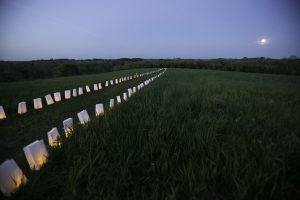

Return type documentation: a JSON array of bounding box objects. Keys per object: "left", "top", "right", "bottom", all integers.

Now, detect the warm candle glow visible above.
[
  {"left": 0, "top": 106, "right": 7, "bottom": 119},
  {"left": 23, "top": 140, "right": 48, "bottom": 170},
  {"left": 0, "top": 159, "right": 27, "bottom": 197}
]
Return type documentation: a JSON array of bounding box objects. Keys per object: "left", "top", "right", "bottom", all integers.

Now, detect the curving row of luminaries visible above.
[
  {"left": 0, "top": 69, "right": 164, "bottom": 120},
  {"left": 0, "top": 68, "right": 167, "bottom": 197}
]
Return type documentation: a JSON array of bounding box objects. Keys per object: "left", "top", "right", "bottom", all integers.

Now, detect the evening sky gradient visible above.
[{"left": 0, "top": 0, "right": 299, "bottom": 60}]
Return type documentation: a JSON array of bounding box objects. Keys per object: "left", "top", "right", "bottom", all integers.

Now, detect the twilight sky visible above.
[{"left": 0, "top": 0, "right": 299, "bottom": 60}]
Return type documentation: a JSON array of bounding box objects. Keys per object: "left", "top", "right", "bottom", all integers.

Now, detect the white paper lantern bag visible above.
[
  {"left": 133, "top": 87, "right": 136, "bottom": 93},
  {"left": 110, "top": 80, "right": 114, "bottom": 85},
  {"left": 93, "top": 84, "right": 98, "bottom": 91},
  {"left": 53, "top": 92, "right": 61, "bottom": 102},
  {"left": 0, "top": 159, "right": 27, "bottom": 197},
  {"left": 77, "top": 110, "right": 90, "bottom": 125},
  {"left": 115, "top": 79, "right": 118, "bottom": 84},
  {"left": 0, "top": 106, "right": 6, "bottom": 120},
  {"left": 33, "top": 98, "right": 43, "bottom": 109},
  {"left": 119, "top": 78, "right": 122, "bottom": 83},
  {"left": 117, "top": 96, "right": 121, "bottom": 104},
  {"left": 23, "top": 140, "right": 48, "bottom": 170},
  {"left": 128, "top": 88, "right": 132, "bottom": 97},
  {"left": 86, "top": 85, "right": 91, "bottom": 92},
  {"left": 78, "top": 87, "right": 83, "bottom": 95},
  {"left": 45, "top": 94, "right": 54, "bottom": 105},
  {"left": 18, "top": 101, "right": 27, "bottom": 114},
  {"left": 95, "top": 104, "right": 104, "bottom": 116},
  {"left": 123, "top": 93, "right": 127, "bottom": 101},
  {"left": 98, "top": 83, "right": 102, "bottom": 90},
  {"left": 47, "top": 127, "right": 61, "bottom": 147},
  {"left": 105, "top": 81, "right": 109, "bottom": 87},
  {"left": 72, "top": 89, "right": 77, "bottom": 97},
  {"left": 109, "top": 99, "right": 114, "bottom": 109},
  {"left": 65, "top": 90, "right": 71, "bottom": 99},
  {"left": 63, "top": 118, "right": 73, "bottom": 137}
]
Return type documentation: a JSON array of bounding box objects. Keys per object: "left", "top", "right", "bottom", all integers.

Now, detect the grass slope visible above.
[{"left": 7, "top": 68, "right": 300, "bottom": 199}]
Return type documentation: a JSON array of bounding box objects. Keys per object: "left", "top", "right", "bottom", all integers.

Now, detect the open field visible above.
[{"left": 4, "top": 68, "right": 299, "bottom": 199}]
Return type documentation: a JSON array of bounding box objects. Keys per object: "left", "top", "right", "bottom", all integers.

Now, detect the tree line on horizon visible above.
[{"left": 0, "top": 57, "right": 299, "bottom": 82}]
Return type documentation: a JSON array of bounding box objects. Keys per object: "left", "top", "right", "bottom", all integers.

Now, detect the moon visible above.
[{"left": 259, "top": 38, "right": 269, "bottom": 45}]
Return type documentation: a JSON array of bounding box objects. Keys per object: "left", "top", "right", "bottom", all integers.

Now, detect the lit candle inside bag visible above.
[
  {"left": 0, "top": 106, "right": 6, "bottom": 120},
  {"left": 133, "top": 87, "right": 136, "bottom": 93},
  {"left": 45, "top": 94, "right": 54, "bottom": 105},
  {"left": 0, "top": 159, "right": 27, "bottom": 197},
  {"left": 47, "top": 127, "right": 61, "bottom": 147},
  {"left": 18, "top": 101, "right": 27, "bottom": 114},
  {"left": 33, "top": 98, "right": 43, "bottom": 109},
  {"left": 64, "top": 90, "right": 71, "bottom": 99},
  {"left": 63, "top": 118, "right": 73, "bottom": 137},
  {"left": 128, "top": 88, "right": 132, "bottom": 97},
  {"left": 123, "top": 92, "right": 127, "bottom": 101},
  {"left": 72, "top": 89, "right": 77, "bottom": 97},
  {"left": 86, "top": 85, "right": 91, "bottom": 92},
  {"left": 93, "top": 84, "right": 98, "bottom": 91},
  {"left": 78, "top": 87, "right": 83, "bottom": 95},
  {"left": 98, "top": 83, "right": 102, "bottom": 90},
  {"left": 53, "top": 92, "right": 61, "bottom": 102},
  {"left": 77, "top": 110, "right": 90, "bottom": 125},
  {"left": 117, "top": 96, "right": 121, "bottom": 104},
  {"left": 109, "top": 99, "right": 114, "bottom": 109},
  {"left": 23, "top": 140, "right": 48, "bottom": 170},
  {"left": 95, "top": 104, "right": 104, "bottom": 116}
]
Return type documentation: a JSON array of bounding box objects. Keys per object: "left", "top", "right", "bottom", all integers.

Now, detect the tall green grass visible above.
[
  {"left": 0, "top": 68, "right": 157, "bottom": 173},
  {"left": 8, "top": 69, "right": 300, "bottom": 199}
]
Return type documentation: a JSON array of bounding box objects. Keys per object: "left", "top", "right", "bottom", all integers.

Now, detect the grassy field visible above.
[
  {"left": 2, "top": 68, "right": 300, "bottom": 199},
  {"left": 0, "top": 68, "right": 159, "bottom": 172}
]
